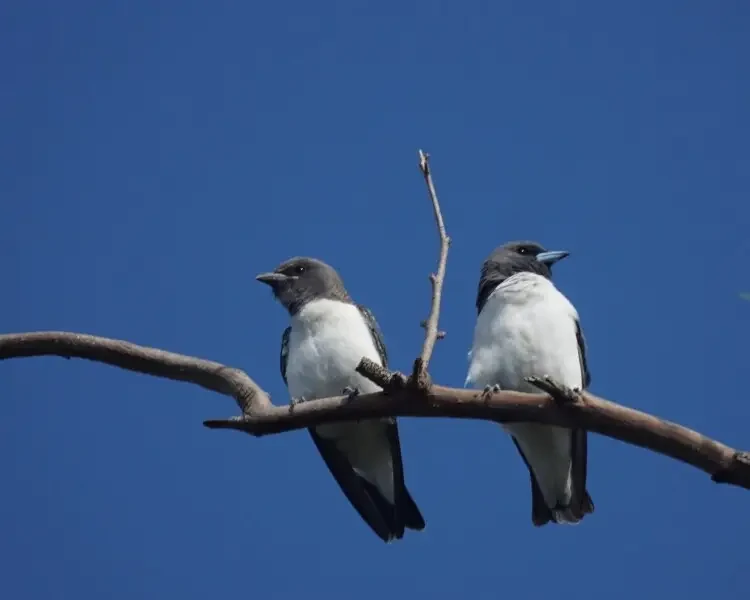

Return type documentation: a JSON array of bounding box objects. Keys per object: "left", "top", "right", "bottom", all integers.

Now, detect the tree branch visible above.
[
  {"left": 2, "top": 148, "right": 747, "bottom": 533},
  {"left": 1, "top": 330, "right": 749, "bottom": 490},
  {"left": 0, "top": 331, "right": 270, "bottom": 416},
  {"left": 412, "top": 149, "right": 450, "bottom": 388}
]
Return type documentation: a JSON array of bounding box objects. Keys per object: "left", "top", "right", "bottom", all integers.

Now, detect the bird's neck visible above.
[
  {"left": 487, "top": 272, "right": 555, "bottom": 305},
  {"left": 292, "top": 298, "right": 357, "bottom": 333}
]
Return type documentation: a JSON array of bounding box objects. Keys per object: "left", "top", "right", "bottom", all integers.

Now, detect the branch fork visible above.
[
  {"left": 355, "top": 149, "right": 450, "bottom": 398},
  {"left": 525, "top": 375, "right": 584, "bottom": 405},
  {"left": 355, "top": 357, "right": 406, "bottom": 393}
]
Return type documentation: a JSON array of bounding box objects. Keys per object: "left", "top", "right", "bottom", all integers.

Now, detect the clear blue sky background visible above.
[{"left": 2, "top": 1, "right": 748, "bottom": 598}]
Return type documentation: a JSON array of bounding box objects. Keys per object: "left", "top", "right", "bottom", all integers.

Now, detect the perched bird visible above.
[
  {"left": 465, "top": 241, "right": 595, "bottom": 526},
  {"left": 256, "top": 257, "right": 425, "bottom": 542}
]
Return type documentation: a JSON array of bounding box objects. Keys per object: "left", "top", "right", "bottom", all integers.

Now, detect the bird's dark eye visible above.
[
  {"left": 517, "top": 247, "right": 528, "bottom": 255},
  {"left": 294, "top": 265, "right": 305, "bottom": 274}
]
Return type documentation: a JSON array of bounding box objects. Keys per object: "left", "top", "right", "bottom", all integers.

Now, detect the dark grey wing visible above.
[
  {"left": 476, "top": 273, "right": 499, "bottom": 315},
  {"left": 511, "top": 438, "right": 553, "bottom": 527},
  {"left": 280, "top": 326, "right": 291, "bottom": 386},
  {"left": 575, "top": 319, "right": 591, "bottom": 389},
  {"left": 354, "top": 305, "right": 425, "bottom": 531},
  {"left": 357, "top": 305, "right": 388, "bottom": 368},
  {"left": 569, "top": 318, "right": 594, "bottom": 520},
  {"left": 308, "top": 429, "right": 400, "bottom": 542}
]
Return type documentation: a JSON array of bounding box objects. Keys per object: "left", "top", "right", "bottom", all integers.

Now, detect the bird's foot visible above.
[
  {"left": 525, "top": 376, "right": 580, "bottom": 404},
  {"left": 342, "top": 386, "right": 361, "bottom": 403},
  {"left": 289, "top": 396, "right": 306, "bottom": 413},
  {"left": 481, "top": 383, "right": 502, "bottom": 402}
]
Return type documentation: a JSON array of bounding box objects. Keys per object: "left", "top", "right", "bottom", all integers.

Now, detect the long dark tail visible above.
[
  {"left": 400, "top": 487, "right": 426, "bottom": 531},
  {"left": 387, "top": 421, "right": 426, "bottom": 533},
  {"left": 566, "top": 428, "right": 595, "bottom": 522},
  {"left": 513, "top": 429, "right": 594, "bottom": 527}
]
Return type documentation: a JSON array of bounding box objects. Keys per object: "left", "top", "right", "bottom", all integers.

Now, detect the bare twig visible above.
[
  {"left": 355, "top": 357, "right": 407, "bottom": 392},
  {"left": 1, "top": 330, "right": 749, "bottom": 491},
  {"left": 412, "top": 149, "right": 451, "bottom": 387}
]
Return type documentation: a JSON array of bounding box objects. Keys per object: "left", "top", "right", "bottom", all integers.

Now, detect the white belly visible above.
[
  {"left": 465, "top": 274, "right": 583, "bottom": 509},
  {"left": 285, "top": 299, "right": 395, "bottom": 501}
]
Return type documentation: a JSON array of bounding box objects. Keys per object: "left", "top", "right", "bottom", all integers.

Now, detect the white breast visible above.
[
  {"left": 286, "top": 298, "right": 383, "bottom": 402},
  {"left": 465, "top": 272, "right": 582, "bottom": 392}
]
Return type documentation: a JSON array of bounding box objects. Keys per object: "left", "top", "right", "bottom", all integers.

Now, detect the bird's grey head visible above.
[
  {"left": 256, "top": 257, "right": 351, "bottom": 316},
  {"left": 476, "top": 240, "right": 570, "bottom": 313}
]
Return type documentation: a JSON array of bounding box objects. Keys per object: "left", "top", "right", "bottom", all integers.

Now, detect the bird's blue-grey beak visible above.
[
  {"left": 256, "top": 272, "right": 289, "bottom": 287},
  {"left": 536, "top": 250, "right": 570, "bottom": 265}
]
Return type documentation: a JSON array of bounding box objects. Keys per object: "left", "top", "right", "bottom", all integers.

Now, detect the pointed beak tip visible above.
[
  {"left": 255, "top": 272, "right": 284, "bottom": 286},
  {"left": 536, "top": 250, "right": 570, "bottom": 265}
]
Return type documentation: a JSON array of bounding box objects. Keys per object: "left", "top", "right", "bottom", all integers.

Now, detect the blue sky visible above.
[{"left": 2, "top": 1, "right": 749, "bottom": 598}]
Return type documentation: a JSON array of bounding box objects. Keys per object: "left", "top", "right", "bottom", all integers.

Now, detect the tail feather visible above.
[
  {"left": 399, "top": 487, "right": 426, "bottom": 531},
  {"left": 513, "top": 430, "right": 595, "bottom": 527},
  {"left": 552, "top": 490, "right": 594, "bottom": 525},
  {"left": 386, "top": 420, "right": 426, "bottom": 535},
  {"left": 566, "top": 428, "right": 594, "bottom": 522},
  {"left": 549, "top": 428, "right": 594, "bottom": 525},
  {"left": 512, "top": 437, "right": 555, "bottom": 527},
  {"left": 309, "top": 429, "right": 399, "bottom": 542}
]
